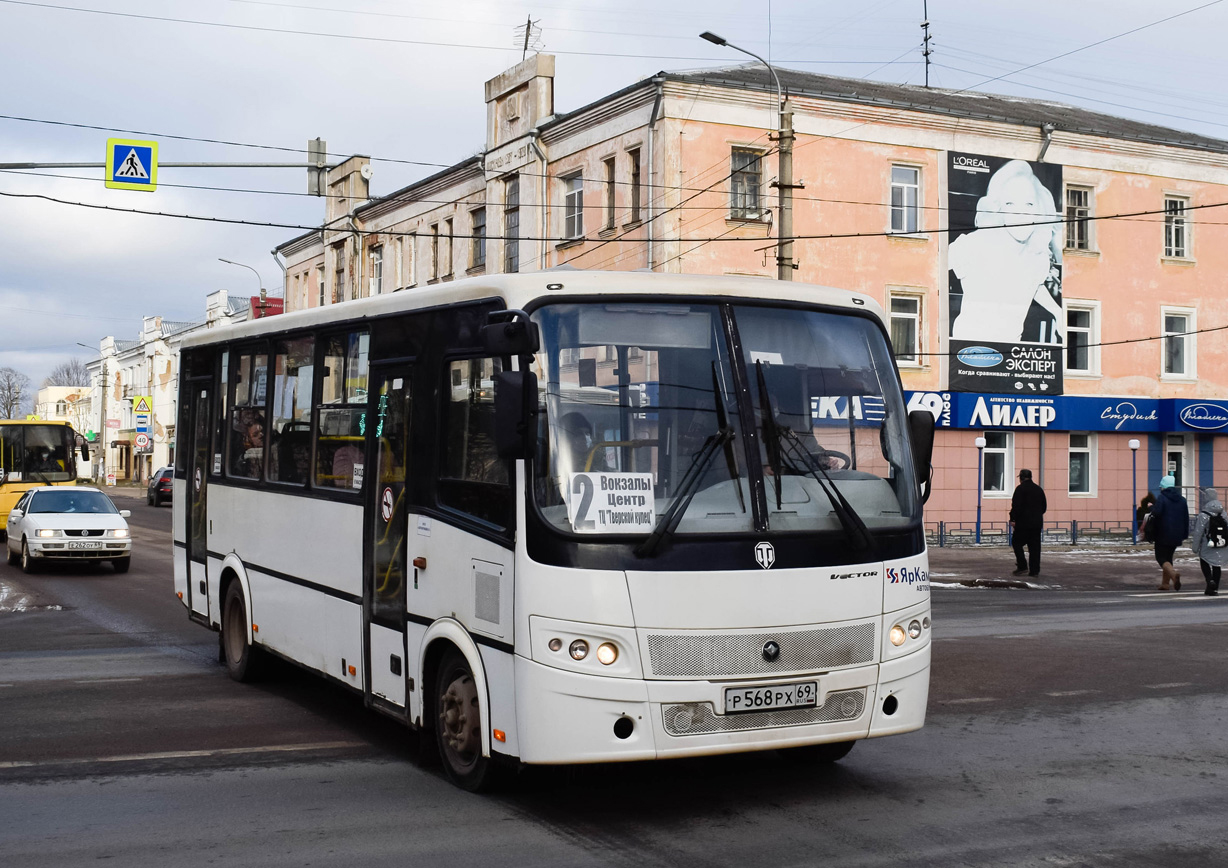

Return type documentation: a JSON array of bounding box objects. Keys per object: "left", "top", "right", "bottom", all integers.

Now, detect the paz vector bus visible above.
[{"left": 171, "top": 271, "right": 935, "bottom": 791}]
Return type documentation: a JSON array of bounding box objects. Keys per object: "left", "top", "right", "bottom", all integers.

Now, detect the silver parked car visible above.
[{"left": 5, "top": 487, "right": 132, "bottom": 573}]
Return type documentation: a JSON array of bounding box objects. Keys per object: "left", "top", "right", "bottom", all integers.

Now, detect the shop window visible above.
[
  {"left": 1068, "top": 432, "right": 1095, "bottom": 495},
  {"left": 982, "top": 431, "right": 1012, "bottom": 495}
]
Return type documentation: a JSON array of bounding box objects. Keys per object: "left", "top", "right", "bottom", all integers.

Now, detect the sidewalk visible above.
[{"left": 929, "top": 541, "right": 1204, "bottom": 592}]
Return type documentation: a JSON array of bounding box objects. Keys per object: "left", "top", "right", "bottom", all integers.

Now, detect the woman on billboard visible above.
[{"left": 948, "top": 160, "right": 1063, "bottom": 344}]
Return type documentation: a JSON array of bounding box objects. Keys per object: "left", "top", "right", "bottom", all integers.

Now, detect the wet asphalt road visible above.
[{"left": 2, "top": 492, "right": 1227, "bottom": 867}]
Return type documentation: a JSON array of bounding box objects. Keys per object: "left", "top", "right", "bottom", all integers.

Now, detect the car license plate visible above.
[
  {"left": 67, "top": 541, "right": 101, "bottom": 550},
  {"left": 724, "top": 681, "right": 818, "bottom": 714}
]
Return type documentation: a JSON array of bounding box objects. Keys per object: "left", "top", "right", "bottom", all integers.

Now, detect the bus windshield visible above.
[
  {"left": 0, "top": 424, "right": 78, "bottom": 483},
  {"left": 531, "top": 301, "right": 920, "bottom": 540}
]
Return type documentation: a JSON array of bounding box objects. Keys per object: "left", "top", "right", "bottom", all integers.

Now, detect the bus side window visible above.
[
  {"left": 314, "top": 331, "right": 368, "bottom": 491},
  {"left": 228, "top": 351, "right": 268, "bottom": 480},
  {"left": 438, "top": 357, "right": 510, "bottom": 528}
]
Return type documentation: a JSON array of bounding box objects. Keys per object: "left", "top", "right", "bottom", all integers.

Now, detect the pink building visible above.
[{"left": 277, "top": 55, "right": 1228, "bottom": 538}]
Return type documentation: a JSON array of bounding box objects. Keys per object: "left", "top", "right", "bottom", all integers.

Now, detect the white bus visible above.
[{"left": 172, "top": 271, "right": 935, "bottom": 790}]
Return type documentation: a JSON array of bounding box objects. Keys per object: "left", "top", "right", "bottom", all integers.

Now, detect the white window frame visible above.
[
  {"left": 563, "top": 172, "right": 584, "bottom": 239},
  {"left": 1064, "top": 184, "right": 1094, "bottom": 251},
  {"left": 729, "top": 147, "right": 765, "bottom": 221},
  {"left": 981, "top": 431, "right": 1013, "bottom": 498},
  {"left": 889, "top": 164, "right": 922, "bottom": 235},
  {"left": 1163, "top": 194, "right": 1191, "bottom": 259},
  {"left": 1068, "top": 432, "right": 1096, "bottom": 496},
  {"left": 368, "top": 244, "right": 383, "bottom": 296},
  {"left": 1161, "top": 305, "right": 1196, "bottom": 380},
  {"left": 1064, "top": 300, "right": 1100, "bottom": 377},
  {"left": 887, "top": 290, "right": 923, "bottom": 367},
  {"left": 602, "top": 156, "right": 617, "bottom": 231}
]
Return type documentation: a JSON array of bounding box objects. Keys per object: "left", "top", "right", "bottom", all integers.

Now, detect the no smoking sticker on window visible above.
[{"left": 566, "top": 472, "right": 655, "bottom": 534}]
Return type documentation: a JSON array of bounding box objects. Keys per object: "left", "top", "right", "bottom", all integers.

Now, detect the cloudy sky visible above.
[{"left": 1, "top": 0, "right": 1226, "bottom": 389}]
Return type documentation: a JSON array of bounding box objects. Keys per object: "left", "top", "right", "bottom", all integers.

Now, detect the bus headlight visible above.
[
  {"left": 596, "top": 642, "right": 618, "bottom": 665},
  {"left": 569, "top": 639, "right": 589, "bottom": 660},
  {"left": 908, "top": 620, "right": 922, "bottom": 639},
  {"left": 889, "top": 624, "right": 907, "bottom": 646}
]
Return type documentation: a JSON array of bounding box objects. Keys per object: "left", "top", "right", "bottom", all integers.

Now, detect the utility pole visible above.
[
  {"left": 776, "top": 99, "right": 795, "bottom": 281},
  {"left": 922, "top": 1, "right": 933, "bottom": 88},
  {"left": 700, "top": 31, "right": 799, "bottom": 280}
]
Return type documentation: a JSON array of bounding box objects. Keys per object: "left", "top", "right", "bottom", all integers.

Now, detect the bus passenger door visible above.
[
  {"left": 185, "top": 381, "right": 211, "bottom": 619},
  {"left": 365, "top": 365, "right": 412, "bottom": 710}
]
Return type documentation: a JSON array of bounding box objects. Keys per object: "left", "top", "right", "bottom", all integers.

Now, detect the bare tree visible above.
[
  {"left": 43, "top": 357, "right": 91, "bottom": 388},
  {"left": 0, "top": 367, "right": 31, "bottom": 419}
]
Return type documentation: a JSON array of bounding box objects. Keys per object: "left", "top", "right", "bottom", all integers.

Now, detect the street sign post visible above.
[
  {"left": 135, "top": 433, "right": 150, "bottom": 450},
  {"left": 133, "top": 396, "right": 152, "bottom": 434},
  {"left": 105, "top": 138, "right": 158, "bottom": 192}
]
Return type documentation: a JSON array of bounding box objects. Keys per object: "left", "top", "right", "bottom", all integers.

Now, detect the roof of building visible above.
[{"left": 665, "top": 63, "right": 1228, "bottom": 154}]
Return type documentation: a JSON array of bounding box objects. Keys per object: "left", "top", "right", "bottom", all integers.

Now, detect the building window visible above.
[
  {"left": 430, "top": 225, "right": 439, "bottom": 280},
  {"left": 1164, "top": 196, "right": 1189, "bottom": 258},
  {"left": 1162, "top": 307, "right": 1195, "bottom": 378},
  {"left": 889, "top": 294, "right": 921, "bottom": 365},
  {"left": 1065, "top": 186, "right": 1093, "bottom": 250},
  {"left": 1068, "top": 433, "right": 1095, "bottom": 495},
  {"left": 471, "top": 208, "right": 486, "bottom": 269},
  {"left": 317, "top": 266, "right": 325, "bottom": 308},
  {"left": 603, "top": 157, "right": 616, "bottom": 230},
  {"left": 442, "top": 218, "right": 454, "bottom": 277},
  {"left": 564, "top": 173, "right": 584, "bottom": 239},
  {"left": 628, "top": 148, "right": 641, "bottom": 223},
  {"left": 730, "top": 148, "right": 763, "bottom": 220},
  {"left": 368, "top": 245, "right": 383, "bottom": 296},
  {"left": 504, "top": 176, "right": 520, "bottom": 273},
  {"left": 1065, "top": 304, "right": 1097, "bottom": 374},
  {"left": 332, "top": 245, "right": 345, "bottom": 304},
  {"left": 982, "top": 431, "right": 1012, "bottom": 495},
  {"left": 890, "top": 165, "right": 920, "bottom": 234}
]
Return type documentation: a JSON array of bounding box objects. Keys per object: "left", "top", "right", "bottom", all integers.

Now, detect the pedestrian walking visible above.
[
  {"left": 1189, "top": 487, "right": 1228, "bottom": 596},
  {"left": 1149, "top": 475, "right": 1190, "bottom": 591},
  {"left": 1136, "top": 492, "right": 1155, "bottom": 534},
  {"left": 1009, "top": 468, "right": 1047, "bottom": 577}
]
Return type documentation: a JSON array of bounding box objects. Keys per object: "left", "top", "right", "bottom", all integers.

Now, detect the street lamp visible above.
[
  {"left": 699, "top": 31, "right": 795, "bottom": 280},
  {"left": 975, "top": 436, "right": 987, "bottom": 544},
  {"left": 77, "top": 341, "right": 104, "bottom": 481},
  {"left": 219, "top": 257, "right": 270, "bottom": 317},
  {"left": 1129, "top": 439, "right": 1141, "bottom": 543}
]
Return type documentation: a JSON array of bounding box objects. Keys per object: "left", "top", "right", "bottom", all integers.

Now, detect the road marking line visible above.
[
  {"left": 73, "top": 678, "right": 142, "bottom": 684},
  {"left": 1145, "top": 682, "right": 1193, "bottom": 689},
  {"left": 944, "top": 697, "right": 997, "bottom": 705},
  {"left": 0, "top": 740, "right": 368, "bottom": 770},
  {"left": 1046, "top": 690, "right": 1098, "bottom": 697},
  {"left": 1079, "top": 629, "right": 1112, "bottom": 634}
]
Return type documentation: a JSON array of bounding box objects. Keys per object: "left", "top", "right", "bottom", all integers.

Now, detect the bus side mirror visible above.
[
  {"left": 494, "top": 370, "right": 538, "bottom": 460},
  {"left": 907, "top": 409, "right": 935, "bottom": 504},
  {"left": 481, "top": 319, "right": 540, "bottom": 357}
]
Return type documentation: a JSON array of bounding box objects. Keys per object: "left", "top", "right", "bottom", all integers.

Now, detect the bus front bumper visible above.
[{"left": 512, "top": 646, "right": 928, "bottom": 765}]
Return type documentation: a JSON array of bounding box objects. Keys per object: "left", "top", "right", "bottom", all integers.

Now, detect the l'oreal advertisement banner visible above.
[
  {"left": 947, "top": 152, "right": 1064, "bottom": 395},
  {"left": 908, "top": 392, "right": 1228, "bottom": 433}
]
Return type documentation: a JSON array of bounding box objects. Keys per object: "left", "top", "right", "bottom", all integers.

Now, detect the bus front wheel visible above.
[
  {"left": 222, "top": 581, "right": 262, "bottom": 682},
  {"left": 434, "top": 649, "right": 496, "bottom": 792}
]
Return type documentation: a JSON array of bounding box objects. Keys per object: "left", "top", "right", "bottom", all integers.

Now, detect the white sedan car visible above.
[{"left": 5, "top": 487, "right": 132, "bottom": 574}]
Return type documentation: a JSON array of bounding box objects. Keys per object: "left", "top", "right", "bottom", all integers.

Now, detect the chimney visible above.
[{"left": 485, "top": 54, "right": 555, "bottom": 151}]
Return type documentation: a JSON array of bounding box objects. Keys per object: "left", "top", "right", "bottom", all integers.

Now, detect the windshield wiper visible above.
[
  {"left": 636, "top": 364, "right": 737, "bottom": 558},
  {"left": 755, "top": 361, "right": 874, "bottom": 551}
]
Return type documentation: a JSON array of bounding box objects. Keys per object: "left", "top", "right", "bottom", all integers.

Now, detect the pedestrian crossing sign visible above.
[{"left": 105, "top": 138, "right": 158, "bottom": 191}]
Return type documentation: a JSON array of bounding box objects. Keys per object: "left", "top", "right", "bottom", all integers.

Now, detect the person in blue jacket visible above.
[{"left": 1150, "top": 475, "right": 1190, "bottom": 591}]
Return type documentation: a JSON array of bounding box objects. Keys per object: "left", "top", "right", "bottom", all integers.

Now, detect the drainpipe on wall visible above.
[
  {"left": 528, "top": 130, "right": 548, "bottom": 270},
  {"left": 1037, "top": 123, "right": 1056, "bottom": 163},
  {"left": 647, "top": 76, "right": 664, "bottom": 270},
  {"left": 269, "top": 248, "right": 287, "bottom": 305},
  {"left": 347, "top": 214, "right": 363, "bottom": 300}
]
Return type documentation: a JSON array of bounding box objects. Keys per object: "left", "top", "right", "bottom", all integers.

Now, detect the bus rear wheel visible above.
[
  {"left": 434, "top": 649, "right": 497, "bottom": 792},
  {"left": 222, "top": 581, "right": 262, "bottom": 682}
]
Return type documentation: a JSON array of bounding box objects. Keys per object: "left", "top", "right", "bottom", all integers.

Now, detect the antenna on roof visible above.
[
  {"left": 921, "top": 0, "right": 933, "bottom": 88},
  {"left": 515, "top": 15, "right": 543, "bottom": 61}
]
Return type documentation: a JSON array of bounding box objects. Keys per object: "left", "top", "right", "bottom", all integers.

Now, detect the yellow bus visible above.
[{"left": 0, "top": 420, "right": 88, "bottom": 534}]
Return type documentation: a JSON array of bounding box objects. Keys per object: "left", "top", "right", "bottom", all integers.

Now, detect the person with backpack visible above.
[
  {"left": 1149, "top": 475, "right": 1190, "bottom": 591},
  {"left": 1190, "top": 487, "right": 1228, "bottom": 596}
]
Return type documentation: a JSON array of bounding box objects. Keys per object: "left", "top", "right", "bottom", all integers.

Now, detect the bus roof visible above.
[{"left": 179, "top": 271, "right": 884, "bottom": 350}]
